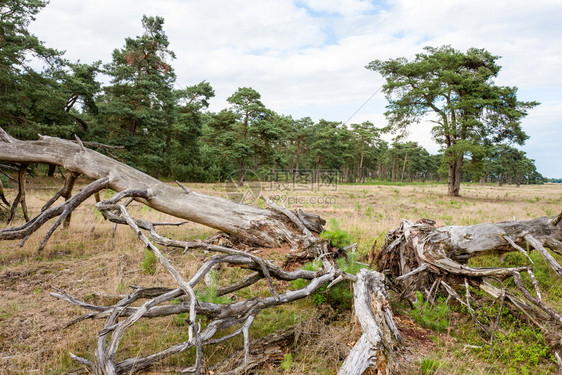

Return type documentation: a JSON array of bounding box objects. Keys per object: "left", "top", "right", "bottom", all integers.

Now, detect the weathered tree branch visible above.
[
  {"left": 7, "top": 163, "right": 30, "bottom": 223},
  {"left": 0, "top": 178, "right": 9, "bottom": 207},
  {"left": 338, "top": 269, "right": 401, "bottom": 375},
  {"left": 0, "top": 177, "right": 110, "bottom": 251},
  {"left": 42, "top": 171, "right": 79, "bottom": 209}
]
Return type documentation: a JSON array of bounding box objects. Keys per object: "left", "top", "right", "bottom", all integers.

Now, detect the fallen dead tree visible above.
[
  {"left": 0, "top": 127, "right": 323, "bottom": 248},
  {"left": 376, "top": 215, "right": 562, "bottom": 373}
]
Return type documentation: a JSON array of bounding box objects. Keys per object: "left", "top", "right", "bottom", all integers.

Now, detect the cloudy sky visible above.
[{"left": 30, "top": 0, "right": 562, "bottom": 177}]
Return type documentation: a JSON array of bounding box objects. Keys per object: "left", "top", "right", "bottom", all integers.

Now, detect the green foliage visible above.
[
  {"left": 201, "top": 87, "right": 283, "bottom": 183},
  {"left": 451, "top": 288, "right": 555, "bottom": 372},
  {"left": 478, "top": 144, "right": 544, "bottom": 186},
  {"left": 309, "top": 120, "right": 352, "bottom": 174},
  {"left": 487, "top": 326, "right": 550, "bottom": 369},
  {"left": 95, "top": 15, "right": 176, "bottom": 175},
  {"left": 320, "top": 219, "right": 353, "bottom": 249},
  {"left": 88, "top": 16, "right": 215, "bottom": 180},
  {"left": 196, "top": 270, "right": 231, "bottom": 304},
  {"left": 336, "top": 252, "right": 368, "bottom": 275},
  {"left": 252, "top": 308, "right": 300, "bottom": 337},
  {"left": 281, "top": 353, "right": 293, "bottom": 371},
  {"left": 174, "top": 312, "right": 188, "bottom": 326},
  {"left": 420, "top": 358, "right": 441, "bottom": 374},
  {"left": 169, "top": 298, "right": 192, "bottom": 327},
  {"left": 141, "top": 249, "right": 157, "bottom": 275},
  {"left": 290, "top": 252, "right": 366, "bottom": 311},
  {"left": 410, "top": 291, "right": 449, "bottom": 332},
  {"left": 0, "top": 0, "right": 80, "bottom": 138}
]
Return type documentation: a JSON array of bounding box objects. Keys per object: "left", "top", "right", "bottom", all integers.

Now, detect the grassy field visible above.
[{"left": 0, "top": 177, "right": 561, "bottom": 374}]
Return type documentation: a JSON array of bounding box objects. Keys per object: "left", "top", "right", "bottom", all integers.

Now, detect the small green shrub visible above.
[
  {"left": 336, "top": 252, "right": 367, "bottom": 275},
  {"left": 290, "top": 252, "right": 366, "bottom": 311},
  {"left": 420, "top": 358, "right": 441, "bottom": 374},
  {"left": 320, "top": 218, "right": 352, "bottom": 249},
  {"left": 281, "top": 353, "right": 293, "bottom": 370},
  {"left": 410, "top": 291, "right": 449, "bottom": 332},
  {"left": 174, "top": 312, "right": 188, "bottom": 326},
  {"left": 196, "top": 270, "right": 231, "bottom": 304},
  {"left": 141, "top": 249, "right": 157, "bottom": 275},
  {"left": 311, "top": 290, "right": 328, "bottom": 305}
]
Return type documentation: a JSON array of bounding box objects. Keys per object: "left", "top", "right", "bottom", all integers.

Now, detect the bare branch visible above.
[
  {"left": 396, "top": 263, "right": 429, "bottom": 281},
  {"left": 175, "top": 180, "right": 191, "bottom": 194},
  {"left": 74, "top": 134, "right": 86, "bottom": 152},
  {"left": 0, "top": 177, "right": 110, "bottom": 251},
  {"left": 41, "top": 171, "right": 80, "bottom": 212},
  {"left": 549, "top": 211, "right": 562, "bottom": 226},
  {"left": 464, "top": 278, "right": 489, "bottom": 335},
  {"left": 0, "top": 178, "right": 9, "bottom": 206},
  {"left": 524, "top": 233, "right": 562, "bottom": 277},
  {"left": 501, "top": 234, "right": 533, "bottom": 264},
  {"left": 7, "top": 163, "right": 29, "bottom": 223},
  {"left": 489, "top": 287, "right": 506, "bottom": 356}
]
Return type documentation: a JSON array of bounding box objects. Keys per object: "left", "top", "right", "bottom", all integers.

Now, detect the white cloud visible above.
[
  {"left": 519, "top": 100, "right": 562, "bottom": 178},
  {"left": 298, "top": 0, "right": 375, "bottom": 16}
]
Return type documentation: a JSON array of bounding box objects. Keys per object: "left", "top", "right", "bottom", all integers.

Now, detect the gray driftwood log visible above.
[
  {"left": 338, "top": 269, "right": 402, "bottom": 375},
  {"left": 0, "top": 127, "right": 321, "bottom": 248},
  {"left": 377, "top": 215, "right": 562, "bottom": 373}
]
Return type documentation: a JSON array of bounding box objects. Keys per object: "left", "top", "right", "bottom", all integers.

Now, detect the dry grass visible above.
[{"left": 0, "top": 176, "right": 561, "bottom": 374}]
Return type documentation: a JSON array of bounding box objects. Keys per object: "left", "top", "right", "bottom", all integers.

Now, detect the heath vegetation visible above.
[{"left": 1, "top": 174, "right": 560, "bottom": 374}]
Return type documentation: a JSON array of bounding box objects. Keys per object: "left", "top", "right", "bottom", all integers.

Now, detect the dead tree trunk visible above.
[
  {"left": 338, "top": 269, "right": 402, "bottom": 375},
  {"left": 0, "top": 127, "right": 321, "bottom": 248},
  {"left": 376, "top": 214, "right": 562, "bottom": 372}
]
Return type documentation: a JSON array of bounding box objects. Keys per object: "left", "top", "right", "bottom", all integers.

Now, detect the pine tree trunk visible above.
[
  {"left": 295, "top": 139, "right": 301, "bottom": 180},
  {"left": 238, "top": 160, "right": 245, "bottom": 186},
  {"left": 47, "top": 164, "right": 56, "bottom": 177},
  {"left": 447, "top": 154, "right": 463, "bottom": 196}
]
